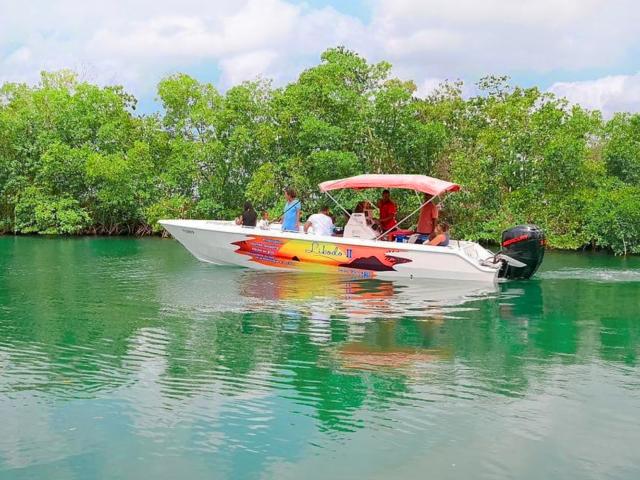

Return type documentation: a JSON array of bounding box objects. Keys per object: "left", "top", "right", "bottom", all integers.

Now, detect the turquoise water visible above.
[{"left": 0, "top": 237, "right": 639, "bottom": 479}]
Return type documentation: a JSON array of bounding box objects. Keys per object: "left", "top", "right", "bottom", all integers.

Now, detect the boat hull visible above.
[{"left": 159, "top": 220, "right": 499, "bottom": 283}]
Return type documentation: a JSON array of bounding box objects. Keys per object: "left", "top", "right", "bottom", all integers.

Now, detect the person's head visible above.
[
  {"left": 284, "top": 187, "right": 296, "bottom": 201},
  {"left": 319, "top": 205, "right": 330, "bottom": 215},
  {"left": 261, "top": 210, "right": 269, "bottom": 219},
  {"left": 244, "top": 201, "right": 253, "bottom": 211},
  {"left": 382, "top": 189, "right": 391, "bottom": 201},
  {"left": 436, "top": 222, "right": 449, "bottom": 234}
]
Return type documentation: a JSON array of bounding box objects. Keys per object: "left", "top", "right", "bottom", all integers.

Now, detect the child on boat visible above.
[{"left": 257, "top": 211, "right": 270, "bottom": 230}]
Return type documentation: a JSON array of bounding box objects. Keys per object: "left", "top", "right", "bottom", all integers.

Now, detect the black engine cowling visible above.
[{"left": 498, "top": 225, "right": 545, "bottom": 280}]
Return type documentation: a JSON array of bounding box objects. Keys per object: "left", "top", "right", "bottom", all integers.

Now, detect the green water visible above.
[{"left": 1, "top": 237, "right": 639, "bottom": 480}]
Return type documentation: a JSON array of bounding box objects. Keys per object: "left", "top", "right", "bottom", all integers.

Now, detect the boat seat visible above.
[{"left": 344, "top": 213, "right": 377, "bottom": 240}]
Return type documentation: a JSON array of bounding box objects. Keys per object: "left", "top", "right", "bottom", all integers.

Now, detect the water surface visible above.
[{"left": 1, "top": 237, "right": 639, "bottom": 479}]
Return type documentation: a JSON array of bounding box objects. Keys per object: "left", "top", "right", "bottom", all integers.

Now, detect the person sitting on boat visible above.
[
  {"left": 235, "top": 201, "right": 257, "bottom": 227},
  {"left": 282, "top": 187, "right": 301, "bottom": 232},
  {"left": 304, "top": 205, "right": 334, "bottom": 236},
  {"left": 355, "top": 200, "right": 378, "bottom": 229},
  {"left": 377, "top": 189, "right": 398, "bottom": 233},
  {"left": 257, "top": 211, "right": 270, "bottom": 230},
  {"left": 416, "top": 193, "right": 438, "bottom": 238},
  {"left": 428, "top": 222, "right": 450, "bottom": 246}
]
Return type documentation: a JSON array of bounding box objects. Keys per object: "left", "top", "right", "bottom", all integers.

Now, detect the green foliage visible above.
[
  {"left": 603, "top": 113, "right": 640, "bottom": 184},
  {"left": 145, "top": 197, "right": 192, "bottom": 234},
  {"left": 246, "top": 162, "right": 283, "bottom": 208},
  {"left": 1, "top": 50, "right": 639, "bottom": 254},
  {"left": 15, "top": 187, "right": 90, "bottom": 234},
  {"left": 585, "top": 185, "right": 640, "bottom": 255}
]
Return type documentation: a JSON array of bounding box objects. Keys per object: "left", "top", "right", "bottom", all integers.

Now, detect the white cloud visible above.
[
  {"left": 4, "top": 46, "right": 31, "bottom": 65},
  {"left": 2, "top": 0, "right": 640, "bottom": 113},
  {"left": 371, "top": 0, "right": 640, "bottom": 76},
  {"left": 0, "top": 0, "right": 364, "bottom": 94},
  {"left": 548, "top": 73, "right": 640, "bottom": 117},
  {"left": 219, "top": 50, "right": 279, "bottom": 86},
  {"left": 87, "top": 1, "right": 300, "bottom": 60},
  {"left": 416, "top": 77, "right": 445, "bottom": 97},
  {"left": 372, "top": 0, "right": 640, "bottom": 113}
]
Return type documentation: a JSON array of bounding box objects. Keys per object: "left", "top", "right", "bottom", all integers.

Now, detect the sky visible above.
[{"left": 1, "top": 0, "right": 640, "bottom": 116}]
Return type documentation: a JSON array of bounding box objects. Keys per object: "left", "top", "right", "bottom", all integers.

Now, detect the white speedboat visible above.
[{"left": 160, "top": 174, "right": 545, "bottom": 283}]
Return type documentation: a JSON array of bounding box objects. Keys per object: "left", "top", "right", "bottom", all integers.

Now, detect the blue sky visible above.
[
  {"left": 1, "top": 0, "right": 640, "bottom": 116},
  {"left": 298, "top": 0, "right": 373, "bottom": 21}
]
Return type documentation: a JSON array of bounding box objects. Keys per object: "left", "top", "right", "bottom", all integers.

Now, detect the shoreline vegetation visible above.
[{"left": 1, "top": 47, "right": 639, "bottom": 254}]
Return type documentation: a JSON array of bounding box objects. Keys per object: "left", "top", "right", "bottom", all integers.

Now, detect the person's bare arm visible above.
[
  {"left": 304, "top": 220, "right": 311, "bottom": 233},
  {"left": 428, "top": 234, "right": 445, "bottom": 246}
]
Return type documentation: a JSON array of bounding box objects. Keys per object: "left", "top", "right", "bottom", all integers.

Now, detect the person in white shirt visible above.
[
  {"left": 257, "top": 210, "right": 270, "bottom": 230},
  {"left": 304, "top": 206, "right": 334, "bottom": 236}
]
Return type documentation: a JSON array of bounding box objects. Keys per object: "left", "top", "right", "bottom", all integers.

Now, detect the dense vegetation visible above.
[{"left": 1, "top": 47, "right": 640, "bottom": 253}]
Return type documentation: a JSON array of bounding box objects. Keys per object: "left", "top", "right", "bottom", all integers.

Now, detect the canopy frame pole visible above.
[
  {"left": 323, "top": 190, "right": 351, "bottom": 219},
  {"left": 375, "top": 194, "right": 440, "bottom": 241},
  {"left": 362, "top": 195, "right": 378, "bottom": 223},
  {"left": 363, "top": 195, "right": 377, "bottom": 212}
]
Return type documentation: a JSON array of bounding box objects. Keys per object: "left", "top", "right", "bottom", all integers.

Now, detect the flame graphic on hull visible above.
[{"left": 232, "top": 236, "right": 412, "bottom": 277}]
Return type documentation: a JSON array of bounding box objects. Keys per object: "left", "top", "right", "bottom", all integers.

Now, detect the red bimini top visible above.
[{"left": 319, "top": 174, "right": 460, "bottom": 197}]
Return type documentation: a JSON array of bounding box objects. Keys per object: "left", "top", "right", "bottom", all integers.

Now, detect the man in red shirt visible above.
[
  {"left": 416, "top": 193, "right": 438, "bottom": 236},
  {"left": 377, "top": 189, "right": 398, "bottom": 233}
]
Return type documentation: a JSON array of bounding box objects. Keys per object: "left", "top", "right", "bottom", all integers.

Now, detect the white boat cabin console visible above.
[{"left": 343, "top": 213, "right": 377, "bottom": 240}]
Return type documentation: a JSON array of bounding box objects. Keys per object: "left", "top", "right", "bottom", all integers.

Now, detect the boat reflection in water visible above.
[
  {"left": 162, "top": 268, "right": 499, "bottom": 323},
  {"left": 160, "top": 268, "right": 500, "bottom": 372}
]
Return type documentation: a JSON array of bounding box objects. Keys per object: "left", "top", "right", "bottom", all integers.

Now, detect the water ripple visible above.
[{"left": 539, "top": 267, "right": 640, "bottom": 282}]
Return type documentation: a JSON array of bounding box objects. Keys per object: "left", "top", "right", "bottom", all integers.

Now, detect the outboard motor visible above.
[{"left": 498, "top": 225, "right": 545, "bottom": 280}]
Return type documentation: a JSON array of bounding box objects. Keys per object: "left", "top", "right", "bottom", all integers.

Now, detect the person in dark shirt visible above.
[{"left": 235, "top": 201, "right": 257, "bottom": 227}]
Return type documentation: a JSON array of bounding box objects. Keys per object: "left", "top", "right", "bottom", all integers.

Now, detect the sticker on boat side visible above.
[{"left": 232, "top": 236, "right": 412, "bottom": 275}]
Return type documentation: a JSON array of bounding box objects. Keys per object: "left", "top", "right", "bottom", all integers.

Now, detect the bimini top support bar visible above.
[{"left": 323, "top": 190, "right": 351, "bottom": 219}]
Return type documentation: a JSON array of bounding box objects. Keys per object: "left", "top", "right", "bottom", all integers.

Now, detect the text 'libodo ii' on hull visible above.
[{"left": 160, "top": 174, "right": 545, "bottom": 283}]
